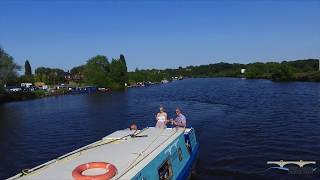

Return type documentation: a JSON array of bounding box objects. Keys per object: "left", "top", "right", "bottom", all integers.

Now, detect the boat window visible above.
[
  {"left": 178, "top": 147, "right": 183, "bottom": 161},
  {"left": 158, "top": 159, "right": 173, "bottom": 180},
  {"left": 184, "top": 134, "right": 192, "bottom": 154},
  {"left": 185, "top": 140, "right": 192, "bottom": 153}
]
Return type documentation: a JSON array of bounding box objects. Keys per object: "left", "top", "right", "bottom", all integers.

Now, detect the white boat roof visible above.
[{"left": 9, "top": 127, "right": 185, "bottom": 180}]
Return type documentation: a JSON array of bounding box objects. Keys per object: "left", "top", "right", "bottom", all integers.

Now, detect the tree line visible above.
[
  {"left": 1, "top": 46, "right": 319, "bottom": 95},
  {"left": 129, "top": 59, "right": 320, "bottom": 82},
  {"left": 241, "top": 59, "right": 320, "bottom": 81}
]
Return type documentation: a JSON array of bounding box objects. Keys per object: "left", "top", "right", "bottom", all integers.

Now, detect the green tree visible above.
[
  {"left": 35, "top": 67, "right": 65, "bottom": 85},
  {"left": 20, "top": 60, "right": 34, "bottom": 83},
  {"left": 119, "top": 54, "right": 128, "bottom": 84},
  {"left": 19, "top": 75, "right": 35, "bottom": 84},
  {"left": 70, "top": 64, "right": 86, "bottom": 83},
  {"left": 0, "top": 48, "right": 21, "bottom": 87},
  {"left": 70, "top": 65, "right": 86, "bottom": 75},
  {"left": 25, "top": 60, "right": 32, "bottom": 77},
  {"left": 84, "top": 55, "right": 112, "bottom": 87},
  {"left": 271, "top": 64, "right": 294, "bottom": 81},
  {"left": 109, "top": 55, "right": 128, "bottom": 88},
  {"left": 245, "top": 62, "right": 268, "bottom": 78}
]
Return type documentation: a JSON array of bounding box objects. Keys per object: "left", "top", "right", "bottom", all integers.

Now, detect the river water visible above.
[{"left": 1, "top": 78, "right": 320, "bottom": 179}]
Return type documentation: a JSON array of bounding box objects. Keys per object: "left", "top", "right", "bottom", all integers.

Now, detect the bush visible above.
[
  {"left": 52, "top": 88, "right": 68, "bottom": 95},
  {"left": 271, "top": 65, "right": 294, "bottom": 81},
  {"left": 33, "top": 90, "right": 47, "bottom": 97},
  {"left": 109, "top": 82, "right": 124, "bottom": 90},
  {"left": 0, "top": 90, "right": 49, "bottom": 102},
  {"left": 294, "top": 71, "right": 320, "bottom": 81},
  {"left": 313, "top": 72, "right": 320, "bottom": 81}
]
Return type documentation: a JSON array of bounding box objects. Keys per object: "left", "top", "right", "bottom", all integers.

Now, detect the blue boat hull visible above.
[
  {"left": 132, "top": 128, "right": 199, "bottom": 180},
  {"left": 176, "top": 143, "right": 199, "bottom": 180}
]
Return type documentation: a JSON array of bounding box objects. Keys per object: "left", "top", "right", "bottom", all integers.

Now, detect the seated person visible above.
[
  {"left": 129, "top": 122, "right": 138, "bottom": 131},
  {"left": 171, "top": 107, "right": 186, "bottom": 128}
]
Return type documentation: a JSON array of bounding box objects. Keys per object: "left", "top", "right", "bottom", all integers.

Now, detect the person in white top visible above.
[{"left": 155, "top": 106, "right": 168, "bottom": 128}]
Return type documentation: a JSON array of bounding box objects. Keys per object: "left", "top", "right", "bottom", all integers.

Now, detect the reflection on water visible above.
[{"left": 0, "top": 78, "right": 320, "bottom": 179}]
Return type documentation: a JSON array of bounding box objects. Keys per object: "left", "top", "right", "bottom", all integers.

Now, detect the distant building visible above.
[
  {"left": 64, "top": 72, "right": 72, "bottom": 81},
  {"left": 241, "top": 69, "right": 246, "bottom": 74}
]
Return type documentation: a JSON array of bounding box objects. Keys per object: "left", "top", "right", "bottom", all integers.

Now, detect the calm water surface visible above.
[{"left": 1, "top": 78, "right": 320, "bottom": 179}]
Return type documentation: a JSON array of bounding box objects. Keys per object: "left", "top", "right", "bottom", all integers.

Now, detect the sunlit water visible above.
[{"left": 1, "top": 78, "right": 320, "bottom": 179}]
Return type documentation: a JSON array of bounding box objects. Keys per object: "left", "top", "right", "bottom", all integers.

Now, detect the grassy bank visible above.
[{"left": 0, "top": 90, "right": 47, "bottom": 103}]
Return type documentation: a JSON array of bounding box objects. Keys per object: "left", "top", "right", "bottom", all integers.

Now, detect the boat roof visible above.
[{"left": 9, "top": 127, "right": 185, "bottom": 180}]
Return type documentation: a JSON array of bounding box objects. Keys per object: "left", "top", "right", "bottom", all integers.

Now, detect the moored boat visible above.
[
  {"left": 161, "top": 79, "right": 169, "bottom": 84},
  {"left": 8, "top": 127, "right": 199, "bottom": 180}
]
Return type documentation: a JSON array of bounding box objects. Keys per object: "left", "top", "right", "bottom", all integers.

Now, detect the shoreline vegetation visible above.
[
  {"left": 1, "top": 47, "right": 319, "bottom": 103},
  {"left": 129, "top": 59, "right": 320, "bottom": 83},
  {"left": 0, "top": 47, "right": 128, "bottom": 102}
]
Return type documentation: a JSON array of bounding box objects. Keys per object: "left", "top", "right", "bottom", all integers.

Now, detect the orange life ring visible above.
[{"left": 72, "top": 162, "right": 117, "bottom": 180}]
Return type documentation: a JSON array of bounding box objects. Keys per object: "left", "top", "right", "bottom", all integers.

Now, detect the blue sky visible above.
[{"left": 0, "top": 1, "right": 319, "bottom": 72}]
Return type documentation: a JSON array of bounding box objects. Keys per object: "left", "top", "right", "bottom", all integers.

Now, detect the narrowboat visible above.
[{"left": 8, "top": 127, "right": 199, "bottom": 180}]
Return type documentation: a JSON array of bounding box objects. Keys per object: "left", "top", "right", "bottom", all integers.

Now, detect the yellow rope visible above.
[{"left": 116, "top": 128, "right": 179, "bottom": 179}]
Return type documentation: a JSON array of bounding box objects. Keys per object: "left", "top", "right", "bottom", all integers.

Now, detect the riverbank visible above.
[
  {"left": 0, "top": 88, "right": 107, "bottom": 103},
  {"left": 0, "top": 90, "right": 55, "bottom": 103},
  {"left": 214, "top": 71, "right": 320, "bottom": 82},
  {"left": 1, "top": 75, "right": 320, "bottom": 104}
]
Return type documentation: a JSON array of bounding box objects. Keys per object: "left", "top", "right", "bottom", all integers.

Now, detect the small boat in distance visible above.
[
  {"left": 161, "top": 79, "right": 169, "bottom": 84},
  {"left": 8, "top": 127, "right": 199, "bottom": 180}
]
